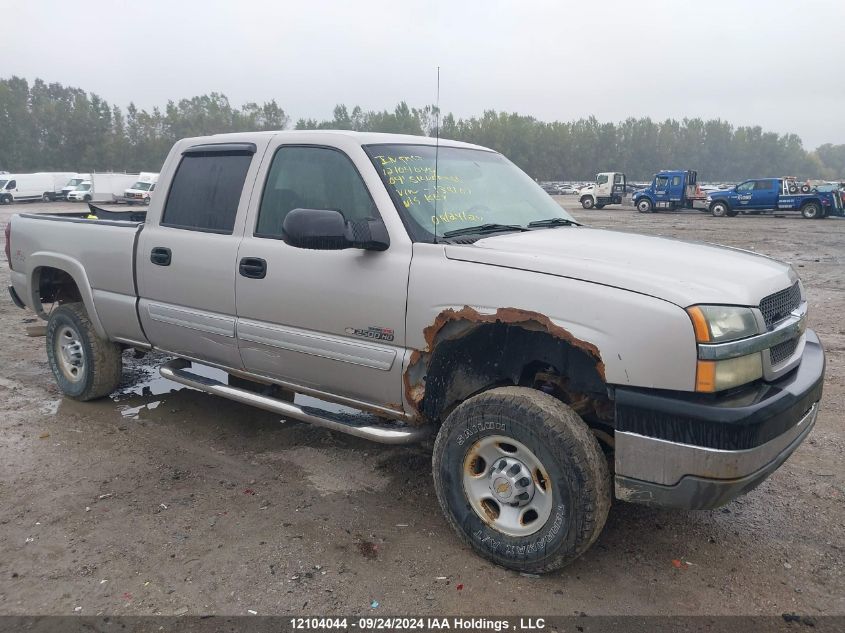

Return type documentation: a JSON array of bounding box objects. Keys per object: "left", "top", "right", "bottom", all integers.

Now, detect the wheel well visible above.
[
  {"left": 580, "top": 195, "right": 593, "bottom": 202},
  {"left": 405, "top": 309, "right": 612, "bottom": 431},
  {"left": 36, "top": 267, "right": 82, "bottom": 306}
]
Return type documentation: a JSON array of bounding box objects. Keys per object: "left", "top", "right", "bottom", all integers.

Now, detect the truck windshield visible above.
[
  {"left": 77, "top": 183, "right": 91, "bottom": 191},
  {"left": 364, "top": 144, "right": 576, "bottom": 241},
  {"left": 0, "top": 180, "right": 6, "bottom": 189},
  {"left": 131, "top": 181, "right": 152, "bottom": 191}
]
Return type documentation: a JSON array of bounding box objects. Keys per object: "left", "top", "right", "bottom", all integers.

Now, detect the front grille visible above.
[
  {"left": 759, "top": 282, "right": 801, "bottom": 329},
  {"left": 770, "top": 338, "right": 799, "bottom": 365}
]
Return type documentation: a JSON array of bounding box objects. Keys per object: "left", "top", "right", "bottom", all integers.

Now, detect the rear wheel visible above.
[
  {"left": 801, "top": 202, "right": 822, "bottom": 219},
  {"left": 580, "top": 196, "right": 594, "bottom": 209},
  {"left": 45, "top": 303, "right": 122, "bottom": 401},
  {"left": 432, "top": 386, "right": 610, "bottom": 574},
  {"left": 710, "top": 201, "right": 730, "bottom": 217},
  {"left": 636, "top": 198, "right": 653, "bottom": 213}
]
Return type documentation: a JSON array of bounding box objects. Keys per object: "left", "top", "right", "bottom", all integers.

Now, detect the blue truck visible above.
[
  {"left": 631, "top": 170, "right": 705, "bottom": 213},
  {"left": 707, "top": 178, "right": 843, "bottom": 219}
]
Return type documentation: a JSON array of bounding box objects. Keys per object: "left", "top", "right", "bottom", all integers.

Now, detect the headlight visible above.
[
  {"left": 687, "top": 305, "right": 762, "bottom": 392},
  {"left": 687, "top": 305, "right": 758, "bottom": 343}
]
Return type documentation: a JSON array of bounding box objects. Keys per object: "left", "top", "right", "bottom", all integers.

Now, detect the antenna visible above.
[{"left": 433, "top": 66, "right": 440, "bottom": 244}]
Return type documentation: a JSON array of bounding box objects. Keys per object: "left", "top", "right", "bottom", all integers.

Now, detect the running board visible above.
[{"left": 159, "top": 359, "right": 431, "bottom": 445}]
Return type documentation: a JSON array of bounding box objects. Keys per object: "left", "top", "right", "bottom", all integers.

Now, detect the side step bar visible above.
[{"left": 159, "top": 359, "right": 432, "bottom": 445}]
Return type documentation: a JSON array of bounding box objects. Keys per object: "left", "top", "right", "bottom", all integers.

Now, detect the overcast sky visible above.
[{"left": 3, "top": 0, "right": 843, "bottom": 148}]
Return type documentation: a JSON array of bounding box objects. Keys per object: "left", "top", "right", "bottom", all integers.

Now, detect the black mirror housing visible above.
[{"left": 282, "top": 208, "right": 389, "bottom": 251}]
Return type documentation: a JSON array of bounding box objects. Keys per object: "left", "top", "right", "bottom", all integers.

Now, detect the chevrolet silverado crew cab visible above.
[{"left": 6, "top": 131, "right": 824, "bottom": 574}]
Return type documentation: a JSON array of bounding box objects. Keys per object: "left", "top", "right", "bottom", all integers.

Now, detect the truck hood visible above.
[{"left": 445, "top": 228, "right": 796, "bottom": 307}]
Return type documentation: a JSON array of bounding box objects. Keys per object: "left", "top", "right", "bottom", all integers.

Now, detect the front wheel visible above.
[
  {"left": 46, "top": 303, "right": 123, "bottom": 401},
  {"left": 432, "top": 386, "right": 611, "bottom": 574},
  {"left": 710, "top": 201, "right": 730, "bottom": 217},
  {"left": 580, "top": 196, "right": 594, "bottom": 209},
  {"left": 801, "top": 202, "right": 822, "bottom": 219},
  {"left": 636, "top": 198, "right": 653, "bottom": 213}
]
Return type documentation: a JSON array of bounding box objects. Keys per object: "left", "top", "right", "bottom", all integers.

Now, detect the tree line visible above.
[{"left": 1, "top": 76, "right": 843, "bottom": 182}]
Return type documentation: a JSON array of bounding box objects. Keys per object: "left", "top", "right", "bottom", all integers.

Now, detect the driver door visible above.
[
  {"left": 234, "top": 142, "right": 411, "bottom": 410},
  {"left": 735, "top": 181, "right": 755, "bottom": 207},
  {"left": 653, "top": 175, "right": 670, "bottom": 208}
]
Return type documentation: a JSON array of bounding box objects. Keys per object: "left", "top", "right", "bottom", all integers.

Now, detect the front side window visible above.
[
  {"left": 365, "top": 144, "right": 575, "bottom": 241},
  {"left": 655, "top": 176, "right": 669, "bottom": 190},
  {"left": 736, "top": 181, "right": 754, "bottom": 192},
  {"left": 161, "top": 152, "right": 252, "bottom": 233},
  {"left": 256, "top": 146, "right": 378, "bottom": 239},
  {"left": 6, "top": 180, "right": 16, "bottom": 189},
  {"left": 597, "top": 174, "right": 609, "bottom": 185}
]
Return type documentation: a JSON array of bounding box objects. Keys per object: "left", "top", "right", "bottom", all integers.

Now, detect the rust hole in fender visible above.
[{"left": 403, "top": 306, "right": 608, "bottom": 423}]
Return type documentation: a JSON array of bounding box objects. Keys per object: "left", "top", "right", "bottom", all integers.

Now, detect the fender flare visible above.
[{"left": 26, "top": 252, "right": 107, "bottom": 339}]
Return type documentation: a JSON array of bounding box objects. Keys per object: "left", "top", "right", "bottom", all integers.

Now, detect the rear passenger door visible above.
[
  {"left": 137, "top": 141, "right": 268, "bottom": 369},
  {"left": 753, "top": 179, "right": 778, "bottom": 208},
  {"left": 234, "top": 142, "right": 411, "bottom": 411}
]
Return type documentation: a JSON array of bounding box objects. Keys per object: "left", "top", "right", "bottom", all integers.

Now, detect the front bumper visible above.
[{"left": 613, "top": 329, "right": 824, "bottom": 509}]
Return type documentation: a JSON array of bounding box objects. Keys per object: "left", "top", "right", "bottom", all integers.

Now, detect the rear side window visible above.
[
  {"left": 161, "top": 152, "right": 252, "bottom": 233},
  {"left": 255, "top": 146, "right": 378, "bottom": 239},
  {"left": 671, "top": 175, "right": 681, "bottom": 186},
  {"left": 754, "top": 180, "right": 775, "bottom": 190}
]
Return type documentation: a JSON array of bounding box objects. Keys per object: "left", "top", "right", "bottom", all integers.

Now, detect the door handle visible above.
[
  {"left": 150, "top": 247, "right": 171, "bottom": 266},
  {"left": 239, "top": 257, "right": 267, "bottom": 279}
]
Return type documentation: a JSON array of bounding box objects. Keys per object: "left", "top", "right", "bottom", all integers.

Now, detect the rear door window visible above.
[{"left": 161, "top": 151, "right": 253, "bottom": 234}]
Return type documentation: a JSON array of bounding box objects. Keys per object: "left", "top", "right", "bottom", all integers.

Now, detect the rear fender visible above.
[{"left": 27, "top": 252, "right": 107, "bottom": 339}]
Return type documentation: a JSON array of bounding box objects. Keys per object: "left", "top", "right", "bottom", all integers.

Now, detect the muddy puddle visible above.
[{"left": 109, "top": 351, "right": 359, "bottom": 422}]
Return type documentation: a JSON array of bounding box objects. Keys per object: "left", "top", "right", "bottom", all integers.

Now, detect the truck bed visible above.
[{"left": 8, "top": 209, "right": 147, "bottom": 346}]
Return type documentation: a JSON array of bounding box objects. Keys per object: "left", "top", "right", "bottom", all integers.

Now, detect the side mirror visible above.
[{"left": 282, "top": 208, "right": 389, "bottom": 252}]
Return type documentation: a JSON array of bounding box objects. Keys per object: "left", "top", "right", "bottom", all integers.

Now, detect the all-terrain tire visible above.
[
  {"left": 432, "top": 386, "right": 611, "bottom": 574},
  {"left": 45, "top": 302, "right": 122, "bottom": 401}
]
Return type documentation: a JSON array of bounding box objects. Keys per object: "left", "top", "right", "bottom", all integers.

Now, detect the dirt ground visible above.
[{"left": 0, "top": 200, "right": 842, "bottom": 617}]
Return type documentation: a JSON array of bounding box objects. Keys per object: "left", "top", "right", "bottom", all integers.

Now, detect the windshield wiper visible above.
[
  {"left": 442, "top": 223, "right": 528, "bottom": 238},
  {"left": 527, "top": 217, "right": 580, "bottom": 228}
]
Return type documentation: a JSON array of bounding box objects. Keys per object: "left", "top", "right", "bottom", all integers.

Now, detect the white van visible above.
[
  {"left": 0, "top": 172, "right": 76, "bottom": 203},
  {"left": 124, "top": 172, "right": 159, "bottom": 205},
  {"left": 60, "top": 174, "right": 91, "bottom": 200}
]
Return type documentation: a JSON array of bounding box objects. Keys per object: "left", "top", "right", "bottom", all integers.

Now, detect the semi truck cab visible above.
[{"left": 633, "top": 169, "right": 703, "bottom": 213}]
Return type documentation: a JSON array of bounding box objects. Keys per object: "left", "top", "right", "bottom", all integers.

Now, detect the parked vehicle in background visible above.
[
  {"left": 579, "top": 172, "right": 626, "bottom": 209},
  {"left": 707, "top": 178, "right": 843, "bottom": 219},
  {"left": 67, "top": 173, "right": 139, "bottom": 202},
  {"left": 555, "top": 184, "right": 578, "bottom": 195},
  {"left": 6, "top": 130, "right": 824, "bottom": 574},
  {"left": 0, "top": 172, "right": 76, "bottom": 203},
  {"left": 124, "top": 173, "right": 159, "bottom": 205},
  {"left": 60, "top": 174, "right": 91, "bottom": 200},
  {"left": 632, "top": 170, "right": 705, "bottom": 213},
  {"left": 540, "top": 183, "right": 560, "bottom": 195}
]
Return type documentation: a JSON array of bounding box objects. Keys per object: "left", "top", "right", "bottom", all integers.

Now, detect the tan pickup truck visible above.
[{"left": 6, "top": 131, "right": 824, "bottom": 573}]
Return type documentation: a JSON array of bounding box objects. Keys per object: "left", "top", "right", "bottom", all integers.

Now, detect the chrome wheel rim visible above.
[
  {"left": 55, "top": 325, "right": 85, "bottom": 383},
  {"left": 462, "top": 435, "right": 553, "bottom": 537}
]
